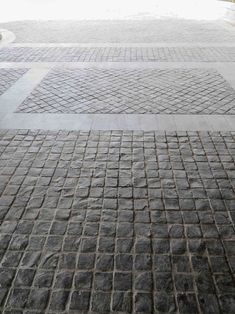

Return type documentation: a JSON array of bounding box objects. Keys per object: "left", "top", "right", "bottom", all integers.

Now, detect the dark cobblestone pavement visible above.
[{"left": 0, "top": 129, "right": 234, "bottom": 313}]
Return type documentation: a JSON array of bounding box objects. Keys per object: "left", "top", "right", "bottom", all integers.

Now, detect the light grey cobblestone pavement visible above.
[
  {"left": 16, "top": 68, "right": 235, "bottom": 115},
  {"left": 1, "top": 46, "right": 235, "bottom": 62},
  {"left": 0, "top": 129, "right": 235, "bottom": 313}
]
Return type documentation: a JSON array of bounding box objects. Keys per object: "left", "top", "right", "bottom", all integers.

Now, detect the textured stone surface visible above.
[
  {"left": 0, "top": 129, "right": 234, "bottom": 313},
  {"left": 0, "top": 69, "right": 27, "bottom": 96},
  {"left": 16, "top": 68, "right": 235, "bottom": 115},
  {"left": 1, "top": 46, "right": 235, "bottom": 62}
]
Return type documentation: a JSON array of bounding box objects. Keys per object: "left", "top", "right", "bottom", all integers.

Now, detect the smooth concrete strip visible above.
[
  {"left": 9, "top": 43, "right": 235, "bottom": 48},
  {"left": 201, "top": 115, "right": 230, "bottom": 131},
  {"left": 217, "top": 63, "right": 235, "bottom": 89},
  {"left": 0, "top": 62, "right": 234, "bottom": 71},
  {"left": 226, "top": 115, "right": 235, "bottom": 130},
  {"left": 174, "top": 115, "right": 210, "bottom": 131},
  {"left": 1, "top": 113, "right": 235, "bottom": 131},
  {"left": 156, "top": 115, "right": 177, "bottom": 131},
  {"left": 0, "top": 68, "right": 50, "bottom": 117},
  {"left": 0, "top": 113, "right": 94, "bottom": 130}
]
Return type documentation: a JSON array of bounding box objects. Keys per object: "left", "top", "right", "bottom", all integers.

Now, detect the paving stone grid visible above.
[
  {"left": 1, "top": 46, "right": 235, "bottom": 62},
  {"left": 0, "top": 129, "right": 234, "bottom": 313},
  {"left": 0, "top": 69, "right": 27, "bottom": 96},
  {"left": 16, "top": 68, "right": 235, "bottom": 115}
]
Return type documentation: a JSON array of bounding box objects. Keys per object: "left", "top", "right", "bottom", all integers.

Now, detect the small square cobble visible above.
[{"left": 0, "top": 129, "right": 234, "bottom": 313}]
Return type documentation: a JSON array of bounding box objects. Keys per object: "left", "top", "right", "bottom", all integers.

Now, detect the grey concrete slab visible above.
[
  {"left": 0, "top": 113, "right": 94, "bottom": 130},
  {"left": 1, "top": 113, "right": 235, "bottom": 131},
  {"left": 174, "top": 115, "right": 209, "bottom": 131},
  {"left": 225, "top": 115, "right": 235, "bottom": 130}
]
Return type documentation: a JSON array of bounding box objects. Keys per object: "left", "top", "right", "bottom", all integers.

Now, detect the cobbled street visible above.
[{"left": 0, "top": 5, "right": 235, "bottom": 314}]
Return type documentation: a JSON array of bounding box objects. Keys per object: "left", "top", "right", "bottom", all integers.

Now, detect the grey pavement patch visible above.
[
  {"left": 1, "top": 113, "right": 235, "bottom": 131},
  {"left": 1, "top": 46, "right": 235, "bottom": 62},
  {"left": 15, "top": 68, "right": 235, "bottom": 115},
  {"left": 0, "top": 129, "right": 235, "bottom": 313},
  {"left": 0, "top": 68, "right": 50, "bottom": 118},
  {"left": 0, "top": 68, "right": 27, "bottom": 96}
]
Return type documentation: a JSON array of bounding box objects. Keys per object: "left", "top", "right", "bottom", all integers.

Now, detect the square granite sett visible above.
[{"left": 0, "top": 129, "right": 234, "bottom": 313}]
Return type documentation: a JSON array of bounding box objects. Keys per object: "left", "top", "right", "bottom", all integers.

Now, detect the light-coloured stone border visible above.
[
  {"left": 0, "top": 113, "right": 235, "bottom": 131},
  {"left": 7, "top": 42, "right": 235, "bottom": 48}
]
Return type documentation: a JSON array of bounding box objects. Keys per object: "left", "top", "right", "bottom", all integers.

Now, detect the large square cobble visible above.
[{"left": 0, "top": 129, "right": 234, "bottom": 313}]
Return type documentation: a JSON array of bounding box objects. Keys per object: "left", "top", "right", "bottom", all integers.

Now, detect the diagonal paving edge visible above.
[{"left": 0, "top": 68, "right": 50, "bottom": 117}]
